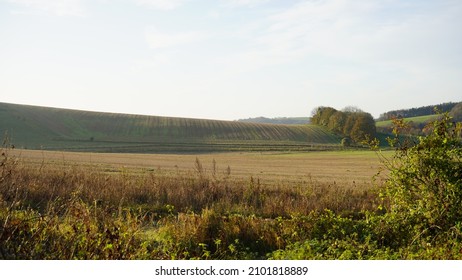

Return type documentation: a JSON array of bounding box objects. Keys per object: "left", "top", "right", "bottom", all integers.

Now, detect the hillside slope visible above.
[
  {"left": 0, "top": 102, "right": 341, "bottom": 153},
  {"left": 377, "top": 102, "right": 460, "bottom": 121}
]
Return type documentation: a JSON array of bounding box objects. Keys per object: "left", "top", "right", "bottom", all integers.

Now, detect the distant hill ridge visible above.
[
  {"left": 378, "top": 102, "right": 460, "bottom": 121},
  {"left": 237, "top": 117, "right": 310, "bottom": 125},
  {"left": 0, "top": 102, "right": 340, "bottom": 153}
]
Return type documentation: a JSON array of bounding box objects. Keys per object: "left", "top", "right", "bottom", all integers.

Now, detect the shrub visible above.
[{"left": 379, "top": 113, "right": 462, "bottom": 243}]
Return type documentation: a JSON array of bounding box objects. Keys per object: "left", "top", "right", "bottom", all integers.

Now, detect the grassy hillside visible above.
[
  {"left": 0, "top": 102, "right": 341, "bottom": 153},
  {"left": 375, "top": 114, "right": 442, "bottom": 138},
  {"left": 376, "top": 114, "right": 439, "bottom": 128},
  {"left": 377, "top": 102, "right": 459, "bottom": 121}
]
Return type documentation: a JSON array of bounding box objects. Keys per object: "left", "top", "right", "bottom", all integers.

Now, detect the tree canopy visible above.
[{"left": 311, "top": 106, "right": 376, "bottom": 143}]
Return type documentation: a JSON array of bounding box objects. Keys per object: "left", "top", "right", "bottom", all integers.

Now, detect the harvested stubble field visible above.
[
  {"left": 1, "top": 148, "right": 393, "bottom": 259},
  {"left": 10, "top": 149, "right": 387, "bottom": 186}
]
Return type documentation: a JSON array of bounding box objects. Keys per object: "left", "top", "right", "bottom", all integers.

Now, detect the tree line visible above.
[{"left": 311, "top": 106, "right": 376, "bottom": 144}]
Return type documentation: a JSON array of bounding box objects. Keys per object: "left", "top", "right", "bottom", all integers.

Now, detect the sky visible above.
[{"left": 1, "top": 0, "right": 461, "bottom": 121}]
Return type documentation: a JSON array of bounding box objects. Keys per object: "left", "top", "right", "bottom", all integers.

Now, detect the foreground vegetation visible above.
[{"left": 1, "top": 114, "right": 461, "bottom": 259}]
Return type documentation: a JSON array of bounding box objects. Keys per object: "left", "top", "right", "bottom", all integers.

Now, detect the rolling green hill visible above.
[
  {"left": 0, "top": 102, "right": 341, "bottom": 153},
  {"left": 377, "top": 102, "right": 459, "bottom": 121},
  {"left": 375, "top": 102, "right": 461, "bottom": 138},
  {"left": 376, "top": 114, "right": 439, "bottom": 128}
]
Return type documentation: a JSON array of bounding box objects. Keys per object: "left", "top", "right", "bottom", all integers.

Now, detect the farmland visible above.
[
  {"left": 2, "top": 118, "right": 461, "bottom": 260},
  {"left": 10, "top": 149, "right": 386, "bottom": 185},
  {"left": 1, "top": 104, "right": 461, "bottom": 260},
  {"left": 375, "top": 114, "right": 439, "bottom": 128},
  {"left": 0, "top": 102, "right": 340, "bottom": 152}
]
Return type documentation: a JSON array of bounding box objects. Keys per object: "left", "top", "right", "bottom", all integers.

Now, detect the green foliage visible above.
[
  {"left": 376, "top": 114, "right": 440, "bottom": 136},
  {"left": 0, "top": 197, "right": 147, "bottom": 259},
  {"left": 271, "top": 113, "right": 462, "bottom": 260},
  {"left": 311, "top": 106, "right": 376, "bottom": 143},
  {"left": 380, "top": 113, "right": 462, "bottom": 236}
]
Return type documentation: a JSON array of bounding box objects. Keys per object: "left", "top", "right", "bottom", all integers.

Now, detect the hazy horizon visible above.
[{"left": 1, "top": 0, "right": 461, "bottom": 121}]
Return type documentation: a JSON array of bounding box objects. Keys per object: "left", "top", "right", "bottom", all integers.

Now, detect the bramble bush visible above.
[
  {"left": 380, "top": 113, "right": 462, "bottom": 241},
  {"left": 374, "top": 113, "right": 462, "bottom": 255}
]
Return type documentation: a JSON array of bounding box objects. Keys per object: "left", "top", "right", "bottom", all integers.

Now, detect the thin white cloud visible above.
[
  {"left": 251, "top": 0, "right": 380, "bottom": 61},
  {"left": 6, "top": 0, "right": 86, "bottom": 16},
  {"left": 133, "top": 0, "right": 187, "bottom": 10},
  {"left": 144, "top": 27, "right": 205, "bottom": 49},
  {"left": 223, "top": 0, "right": 462, "bottom": 73}
]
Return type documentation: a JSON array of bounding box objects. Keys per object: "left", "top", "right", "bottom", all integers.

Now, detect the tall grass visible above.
[{"left": 0, "top": 144, "right": 379, "bottom": 259}]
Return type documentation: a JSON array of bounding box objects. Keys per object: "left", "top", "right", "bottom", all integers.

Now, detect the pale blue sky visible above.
[{"left": 1, "top": 0, "right": 461, "bottom": 120}]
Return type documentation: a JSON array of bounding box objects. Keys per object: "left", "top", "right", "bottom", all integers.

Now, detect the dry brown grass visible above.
[
  {"left": 3, "top": 149, "right": 387, "bottom": 220},
  {"left": 11, "top": 149, "right": 388, "bottom": 185},
  {"left": 1, "top": 148, "right": 388, "bottom": 259}
]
